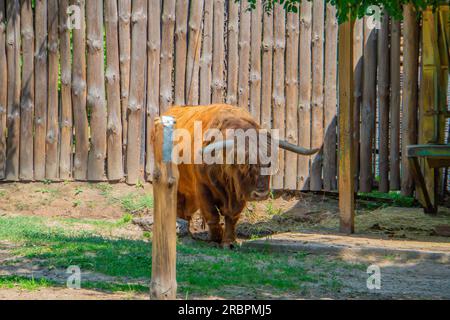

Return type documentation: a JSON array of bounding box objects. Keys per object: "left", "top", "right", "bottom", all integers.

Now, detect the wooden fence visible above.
[{"left": 0, "top": 0, "right": 442, "bottom": 195}]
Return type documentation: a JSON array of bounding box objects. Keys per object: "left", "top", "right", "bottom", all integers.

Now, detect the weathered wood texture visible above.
[
  {"left": 352, "top": 18, "right": 363, "bottom": 190},
  {"left": 377, "top": 11, "right": 390, "bottom": 193},
  {"left": 237, "top": 0, "right": 251, "bottom": 110},
  {"left": 86, "top": 0, "right": 107, "bottom": 181},
  {"left": 199, "top": 0, "right": 213, "bottom": 105},
  {"left": 146, "top": 0, "right": 161, "bottom": 180},
  {"left": 226, "top": 0, "right": 239, "bottom": 106},
  {"left": 105, "top": 0, "right": 123, "bottom": 181},
  {"left": 160, "top": 0, "right": 176, "bottom": 112},
  {"left": 46, "top": 0, "right": 59, "bottom": 180},
  {"left": 338, "top": 18, "right": 355, "bottom": 234},
  {"left": 390, "top": 18, "right": 401, "bottom": 191},
  {"left": 260, "top": 8, "right": 273, "bottom": 130},
  {"left": 323, "top": 4, "right": 338, "bottom": 191},
  {"left": 175, "top": 0, "right": 189, "bottom": 105},
  {"left": 401, "top": 4, "right": 420, "bottom": 196},
  {"left": 0, "top": 0, "right": 429, "bottom": 198},
  {"left": 310, "top": 0, "right": 325, "bottom": 191},
  {"left": 249, "top": 0, "right": 262, "bottom": 121},
  {"left": 284, "top": 11, "right": 299, "bottom": 190},
  {"left": 212, "top": 0, "right": 225, "bottom": 103},
  {"left": 19, "top": 0, "right": 34, "bottom": 181},
  {"left": 150, "top": 117, "right": 179, "bottom": 300},
  {"left": 186, "top": 0, "right": 204, "bottom": 106},
  {"left": 297, "top": 1, "right": 312, "bottom": 191},
  {"left": 0, "top": 0, "right": 6, "bottom": 179},
  {"left": 5, "top": 0, "right": 20, "bottom": 181},
  {"left": 118, "top": 0, "right": 131, "bottom": 170},
  {"left": 359, "top": 19, "right": 378, "bottom": 193},
  {"left": 126, "top": 0, "right": 147, "bottom": 184},
  {"left": 271, "top": 4, "right": 285, "bottom": 189},
  {"left": 59, "top": 0, "right": 73, "bottom": 180}
]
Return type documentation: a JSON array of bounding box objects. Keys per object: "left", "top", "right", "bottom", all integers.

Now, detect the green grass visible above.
[
  {"left": 117, "top": 193, "right": 154, "bottom": 214},
  {"left": 0, "top": 276, "right": 55, "bottom": 291},
  {"left": 358, "top": 191, "right": 417, "bottom": 208},
  {"left": 0, "top": 215, "right": 365, "bottom": 298}
]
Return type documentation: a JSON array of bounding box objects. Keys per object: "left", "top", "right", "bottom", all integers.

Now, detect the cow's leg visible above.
[
  {"left": 197, "top": 183, "right": 223, "bottom": 243},
  {"left": 202, "top": 208, "right": 223, "bottom": 243},
  {"left": 222, "top": 215, "right": 239, "bottom": 248}
]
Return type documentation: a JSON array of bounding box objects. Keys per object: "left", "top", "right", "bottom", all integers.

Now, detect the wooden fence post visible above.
[
  {"left": 59, "top": 0, "right": 73, "bottom": 181},
  {"left": 339, "top": 16, "right": 355, "bottom": 234},
  {"left": 150, "top": 116, "right": 179, "bottom": 301},
  {"left": 0, "top": 0, "right": 6, "bottom": 180},
  {"left": 401, "top": 4, "right": 420, "bottom": 196},
  {"left": 5, "top": 0, "right": 20, "bottom": 181},
  {"left": 378, "top": 10, "right": 390, "bottom": 193},
  {"left": 20, "top": 0, "right": 34, "bottom": 181},
  {"left": 298, "top": 1, "right": 312, "bottom": 191},
  {"left": 310, "top": 0, "right": 325, "bottom": 191},
  {"left": 390, "top": 18, "right": 401, "bottom": 191},
  {"left": 360, "top": 17, "right": 378, "bottom": 193},
  {"left": 126, "top": 0, "right": 148, "bottom": 184},
  {"left": 105, "top": 0, "right": 124, "bottom": 181}
]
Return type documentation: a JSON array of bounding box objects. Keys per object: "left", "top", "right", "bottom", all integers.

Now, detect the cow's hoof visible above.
[{"left": 220, "top": 241, "right": 237, "bottom": 250}]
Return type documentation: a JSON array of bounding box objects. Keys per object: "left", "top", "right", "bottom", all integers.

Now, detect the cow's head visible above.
[{"left": 203, "top": 130, "right": 273, "bottom": 202}]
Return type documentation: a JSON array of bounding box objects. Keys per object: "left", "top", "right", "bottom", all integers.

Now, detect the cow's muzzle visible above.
[{"left": 250, "top": 190, "right": 270, "bottom": 201}]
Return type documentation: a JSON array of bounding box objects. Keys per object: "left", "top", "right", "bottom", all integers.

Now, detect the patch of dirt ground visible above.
[
  {"left": 0, "top": 182, "right": 153, "bottom": 220},
  {"left": 0, "top": 288, "right": 147, "bottom": 300}
]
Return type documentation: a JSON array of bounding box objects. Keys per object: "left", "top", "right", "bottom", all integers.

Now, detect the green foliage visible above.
[{"left": 239, "top": 0, "right": 439, "bottom": 23}]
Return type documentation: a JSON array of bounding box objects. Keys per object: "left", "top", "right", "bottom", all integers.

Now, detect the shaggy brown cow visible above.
[{"left": 155, "top": 104, "right": 317, "bottom": 247}]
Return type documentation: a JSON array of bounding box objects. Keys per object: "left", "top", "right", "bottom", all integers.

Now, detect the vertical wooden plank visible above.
[
  {"left": 126, "top": 0, "right": 147, "bottom": 184},
  {"left": 160, "top": 0, "right": 176, "bottom": 113},
  {"left": 353, "top": 18, "right": 363, "bottom": 190},
  {"left": 310, "top": 0, "right": 325, "bottom": 191},
  {"left": 378, "top": 11, "right": 390, "bottom": 193},
  {"left": 34, "top": 0, "right": 48, "bottom": 181},
  {"left": 175, "top": 0, "right": 189, "bottom": 105},
  {"left": 20, "top": 0, "right": 34, "bottom": 181},
  {"left": 359, "top": 18, "right": 378, "bottom": 193},
  {"left": 46, "top": 0, "right": 59, "bottom": 180},
  {"left": 150, "top": 117, "right": 179, "bottom": 301},
  {"left": 186, "top": 0, "right": 204, "bottom": 106},
  {"left": 298, "top": 1, "right": 312, "bottom": 191},
  {"left": 249, "top": 0, "right": 262, "bottom": 120},
  {"left": 339, "top": 18, "right": 355, "bottom": 234},
  {"left": 284, "top": 11, "right": 299, "bottom": 190},
  {"left": 0, "top": 0, "right": 6, "bottom": 179},
  {"left": 59, "top": 0, "right": 73, "bottom": 180},
  {"left": 226, "top": 0, "right": 239, "bottom": 106},
  {"left": 146, "top": 0, "right": 161, "bottom": 180},
  {"left": 401, "top": 4, "right": 419, "bottom": 196},
  {"left": 212, "top": 0, "right": 225, "bottom": 103},
  {"left": 272, "top": 4, "right": 285, "bottom": 189},
  {"left": 105, "top": 0, "right": 124, "bottom": 181},
  {"left": 390, "top": 18, "right": 401, "bottom": 190},
  {"left": 72, "top": 0, "right": 89, "bottom": 180},
  {"left": 86, "top": 0, "right": 107, "bottom": 181},
  {"left": 323, "top": 4, "right": 338, "bottom": 191},
  {"left": 419, "top": 8, "right": 440, "bottom": 208},
  {"left": 118, "top": 0, "right": 131, "bottom": 172},
  {"left": 5, "top": 0, "right": 20, "bottom": 181},
  {"left": 260, "top": 9, "right": 273, "bottom": 129},
  {"left": 237, "top": 0, "right": 250, "bottom": 109},
  {"left": 199, "top": 0, "right": 213, "bottom": 105}
]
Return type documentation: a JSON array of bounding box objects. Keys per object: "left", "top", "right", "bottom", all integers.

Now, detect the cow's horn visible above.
[
  {"left": 202, "top": 140, "right": 235, "bottom": 154},
  {"left": 277, "top": 139, "right": 319, "bottom": 156}
]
